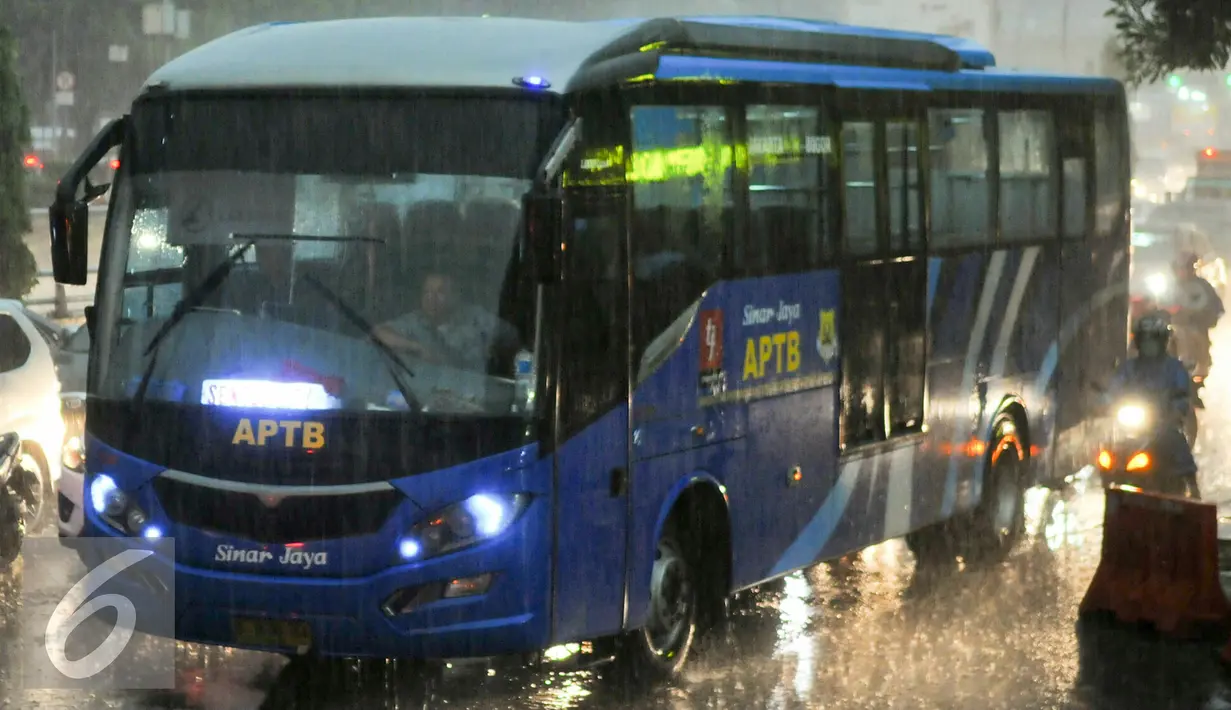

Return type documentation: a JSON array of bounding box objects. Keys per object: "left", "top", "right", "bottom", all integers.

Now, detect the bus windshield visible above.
[{"left": 94, "top": 94, "right": 555, "bottom": 420}]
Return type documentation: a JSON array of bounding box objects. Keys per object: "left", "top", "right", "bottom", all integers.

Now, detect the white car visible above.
[{"left": 0, "top": 300, "right": 64, "bottom": 531}]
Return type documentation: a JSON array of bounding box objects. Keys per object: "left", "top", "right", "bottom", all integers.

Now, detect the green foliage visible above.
[
  {"left": 1108, "top": 0, "right": 1231, "bottom": 86},
  {"left": 0, "top": 23, "right": 36, "bottom": 300}
]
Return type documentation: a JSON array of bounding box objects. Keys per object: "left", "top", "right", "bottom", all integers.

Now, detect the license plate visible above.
[{"left": 231, "top": 616, "right": 313, "bottom": 649}]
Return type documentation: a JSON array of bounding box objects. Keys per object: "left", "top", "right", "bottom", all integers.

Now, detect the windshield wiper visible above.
[
  {"left": 232, "top": 233, "right": 384, "bottom": 244},
  {"left": 128, "top": 241, "right": 254, "bottom": 431},
  {"left": 299, "top": 273, "right": 421, "bottom": 412}
]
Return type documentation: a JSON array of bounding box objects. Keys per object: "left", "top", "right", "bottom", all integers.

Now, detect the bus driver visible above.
[{"left": 374, "top": 271, "right": 519, "bottom": 371}]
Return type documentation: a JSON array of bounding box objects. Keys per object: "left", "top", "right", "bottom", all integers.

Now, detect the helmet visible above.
[{"left": 1132, "top": 310, "right": 1172, "bottom": 350}]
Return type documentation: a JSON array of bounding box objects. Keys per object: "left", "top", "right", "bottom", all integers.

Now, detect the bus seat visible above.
[
  {"left": 389, "top": 201, "right": 465, "bottom": 316},
  {"left": 462, "top": 198, "right": 522, "bottom": 305},
  {"left": 341, "top": 202, "right": 402, "bottom": 320}
]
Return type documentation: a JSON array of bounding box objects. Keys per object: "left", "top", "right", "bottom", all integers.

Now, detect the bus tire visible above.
[
  {"left": 961, "top": 418, "right": 1028, "bottom": 562},
  {"left": 620, "top": 521, "right": 699, "bottom": 681},
  {"left": 906, "top": 417, "right": 1027, "bottom": 565}
]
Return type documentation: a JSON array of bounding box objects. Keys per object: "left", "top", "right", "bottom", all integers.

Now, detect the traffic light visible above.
[
  {"left": 1225, "top": 73, "right": 1231, "bottom": 87},
  {"left": 1169, "top": 74, "right": 1183, "bottom": 88}
]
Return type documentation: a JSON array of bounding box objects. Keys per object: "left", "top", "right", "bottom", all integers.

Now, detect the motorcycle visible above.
[
  {"left": 1095, "top": 396, "right": 1200, "bottom": 499},
  {"left": 0, "top": 434, "right": 27, "bottom": 566}
]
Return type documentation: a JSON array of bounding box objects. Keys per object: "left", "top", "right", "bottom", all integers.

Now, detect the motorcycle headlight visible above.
[
  {"left": 1116, "top": 404, "right": 1148, "bottom": 430},
  {"left": 397, "top": 493, "right": 530, "bottom": 562},
  {"left": 1146, "top": 272, "right": 1169, "bottom": 297}
]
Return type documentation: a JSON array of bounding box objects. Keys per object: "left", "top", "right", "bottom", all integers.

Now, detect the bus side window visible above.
[
  {"left": 743, "top": 105, "right": 830, "bottom": 275},
  {"left": 886, "top": 120, "right": 922, "bottom": 253},
  {"left": 999, "top": 109, "right": 1058, "bottom": 241},
  {"left": 841, "top": 122, "right": 877, "bottom": 256},
  {"left": 628, "top": 106, "right": 730, "bottom": 362},
  {"left": 927, "top": 108, "right": 989, "bottom": 247},
  {"left": 1057, "top": 104, "right": 1092, "bottom": 240},
  {"left": 1093, "top": 107, "right": 1128, "bottom": 236}
]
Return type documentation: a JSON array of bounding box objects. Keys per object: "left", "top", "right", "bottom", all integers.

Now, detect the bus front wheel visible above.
[{"left": 620, "top": 523, "right": 698, "bottom": 681}]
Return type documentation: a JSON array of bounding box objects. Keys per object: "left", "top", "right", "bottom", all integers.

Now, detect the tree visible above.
[
  {"left": 1109, "top": 0, "right": 1231, "bottom": 85},
  {"left": 0, "top": 24, "right": 36, "bottom": 300}
]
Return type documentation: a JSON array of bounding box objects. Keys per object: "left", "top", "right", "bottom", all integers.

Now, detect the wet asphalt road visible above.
[{"left": 8, "top": 332, "right": 1231, "bottom": 709}]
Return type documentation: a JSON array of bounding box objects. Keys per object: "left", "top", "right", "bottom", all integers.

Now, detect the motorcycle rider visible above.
[
  {"left": 1106, "top": 311, "right": 1200, "bottom": 498},
  {"left": 1168, "top": 252, "right": 1224, "bottom": 376}
]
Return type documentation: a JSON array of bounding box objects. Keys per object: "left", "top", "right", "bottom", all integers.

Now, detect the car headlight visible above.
[
  {"left": 88, "top": 473, "right": 159, "bottom": 537},
  {"left": 397, "top": 493, "right": 530, "bottom": 562},
  {"left": 62, "top": 435, "right": 84, "bottom": 473},
  {"left": 1146, "top": 272, "right": 1169, "bottom": 297},
  {"left": 1116, "top": 404, "right": 1148, "bottom": 430}
]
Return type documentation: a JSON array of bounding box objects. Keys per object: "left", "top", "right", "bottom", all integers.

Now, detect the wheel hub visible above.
[{"left": 646, "top": 545, "right": 693, "bottom": 654}]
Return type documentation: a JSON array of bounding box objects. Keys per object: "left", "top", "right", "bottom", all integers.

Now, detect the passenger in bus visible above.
[{"left": 374, "top": 271, "right": 519, "bottom": 371}]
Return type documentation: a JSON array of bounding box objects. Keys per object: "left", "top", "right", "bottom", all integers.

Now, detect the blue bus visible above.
[{"left": 49, "top": 16, "right": 1129, "bottom": 676}]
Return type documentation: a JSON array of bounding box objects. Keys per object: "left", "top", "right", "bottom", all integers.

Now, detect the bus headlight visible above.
[
  {"left": 89, "top": 473, "right": 156, "bottom": 536},
  {"left": 397, "top": 493, "right": 530, "bottom": 561},
  {"left": 90, "top": 474, "right": 127, "bottom": 517}
]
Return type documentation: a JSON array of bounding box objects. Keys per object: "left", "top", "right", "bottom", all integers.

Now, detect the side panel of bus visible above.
[{"left": 557, "top": 79, "right": 1129, "bottom": 638}]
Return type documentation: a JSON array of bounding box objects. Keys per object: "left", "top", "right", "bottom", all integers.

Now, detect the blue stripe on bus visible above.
[
  {"left": 770, "top": 459, "right": 862, "bottom": 576},
  {"left": 940, "top": 250, "right": 1004, "bottom": 517}
]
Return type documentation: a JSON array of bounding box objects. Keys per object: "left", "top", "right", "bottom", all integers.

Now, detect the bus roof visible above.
[{"left": 142, "top": 16, "right": 1120, "bottom": 96}]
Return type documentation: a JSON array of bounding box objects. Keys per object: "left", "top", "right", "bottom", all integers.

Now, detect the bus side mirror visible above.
[
  {"left": 522, "top": 193, "right": 563, "bottom": 283},
  {"left": 49, "top": 199, "right": 90, "bottom": 285},
  {"left": 48, "top": 116, "right": 126, "bottom": 286}
]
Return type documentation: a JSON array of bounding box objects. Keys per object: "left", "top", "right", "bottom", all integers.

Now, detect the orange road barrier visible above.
[{"left": 1080, "top": 487, "right": 1229, "bottom": 638}]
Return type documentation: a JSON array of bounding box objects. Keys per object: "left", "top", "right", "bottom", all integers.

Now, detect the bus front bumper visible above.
[{"left": 73, "top": 516, "right": 552, "bottom": 659}]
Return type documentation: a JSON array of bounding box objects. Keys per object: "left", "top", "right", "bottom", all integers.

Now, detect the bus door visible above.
[
  {"left": 834, "top": 93, "right": 930, "bottom": 543},
  {"left": 550, "top": 188, "right": 632, "bottom": 643},
  {"left": 1052, "top": 100, "right": 1098, "bottom": 475}
]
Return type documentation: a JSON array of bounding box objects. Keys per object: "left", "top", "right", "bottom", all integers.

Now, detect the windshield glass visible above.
[{"left": 95, "top": 94, "right": 552, "bottom": 421}]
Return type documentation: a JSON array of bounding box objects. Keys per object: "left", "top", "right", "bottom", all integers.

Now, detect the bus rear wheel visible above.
[
  {"left": 619, "top": 524, "right": 698, "bottom": 681},
  {"left": 964, "top": 428, "right": 1027, "bottom": 561},
  {"left": 906, "top": 420, "right": 1027, "bottom": 565}
]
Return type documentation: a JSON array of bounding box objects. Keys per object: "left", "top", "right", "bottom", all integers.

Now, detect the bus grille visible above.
[{"left": 151, "top": 476, "right": 405, "bottom": 544}]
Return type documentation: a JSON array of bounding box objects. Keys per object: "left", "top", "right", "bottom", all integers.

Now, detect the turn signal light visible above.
[{"left": 1126, "top": 452, "right": 1151, "bottom": 472}]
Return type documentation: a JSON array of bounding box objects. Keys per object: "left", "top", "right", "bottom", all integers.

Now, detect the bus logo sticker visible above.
[
  {"left": 698, "top": 309, "right": 727, "bottom": 396},
  {"left": 232, "top": 418, "right": 325, "bottom": 449},
  {"left": 818, "top": 309, "right": 838, "bottom": 363},
  {"left": 215, "top": 544, "right": 328, "bottom": 570}
]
